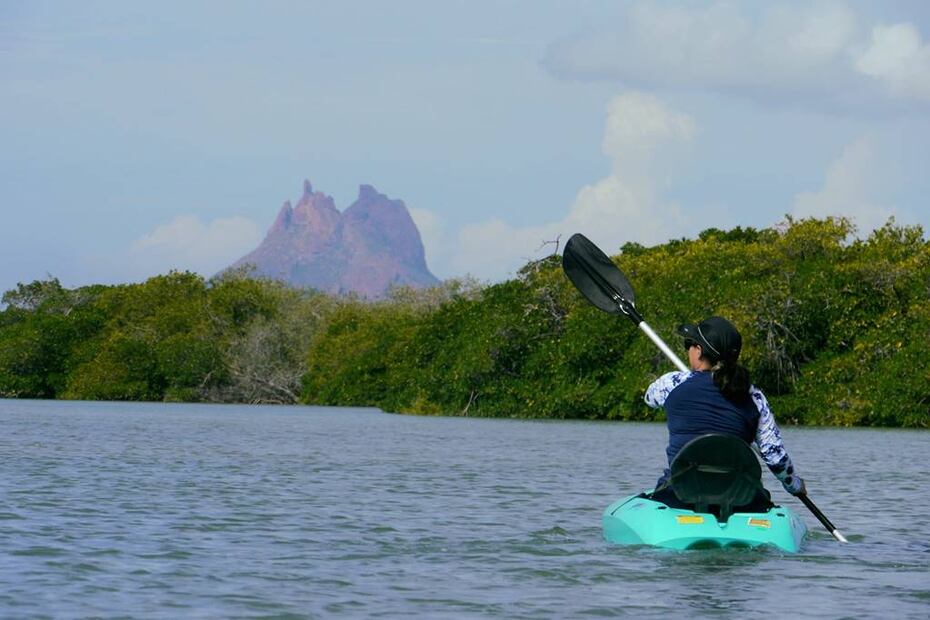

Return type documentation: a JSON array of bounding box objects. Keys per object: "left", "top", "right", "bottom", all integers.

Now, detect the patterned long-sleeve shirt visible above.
[{"left": 645, "top": 370, "right": 803, "bottom": 494}]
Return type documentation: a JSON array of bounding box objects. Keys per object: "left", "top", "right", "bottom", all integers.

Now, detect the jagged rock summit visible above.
[{"left": 229, "top": 180, "right": 439, "bottom": 298}]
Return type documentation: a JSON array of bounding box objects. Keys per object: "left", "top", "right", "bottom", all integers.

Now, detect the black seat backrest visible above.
[{"left": 669, "top": 434, "right": 764, "bottom": 521}]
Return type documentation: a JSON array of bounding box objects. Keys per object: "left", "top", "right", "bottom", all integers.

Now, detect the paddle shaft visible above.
[
  {"left": 602, "top": 292, "right": 690, "bottom": 374},
  {"left": 798, "top": 492, "right": 848, "bottom": 543},
  {"left": 581, "top": 262, "right": 688, "bottom": 372},
  {"left": 637, "top": 321, "right": 690, "bottom": 373}
]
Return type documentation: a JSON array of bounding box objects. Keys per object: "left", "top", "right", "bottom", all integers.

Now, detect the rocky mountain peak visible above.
[
  {"left": 357, "top": 184, "right": 380, "bottom": 201},
  {"left": 271, "top": 200, "right": 294, "bottom": 233},
  {"left": 227, "top": 179, "right": 439, "bottom": 298}
]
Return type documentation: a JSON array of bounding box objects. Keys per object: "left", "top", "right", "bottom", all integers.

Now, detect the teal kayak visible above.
[{"left": 603, "top": 493, "right": 807, "bottom": 552}]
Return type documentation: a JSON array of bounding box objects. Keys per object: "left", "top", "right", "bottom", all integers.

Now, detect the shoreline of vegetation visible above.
[{"left": 2, "top": 217, "right": 928, "bottom": 428}]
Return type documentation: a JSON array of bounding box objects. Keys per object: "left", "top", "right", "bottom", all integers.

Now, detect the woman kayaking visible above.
[{"left": 644, "top": 315, "right": 806, "bottom": 510}]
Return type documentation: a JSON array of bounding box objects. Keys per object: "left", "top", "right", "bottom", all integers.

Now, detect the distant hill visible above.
[{"left": 228, "top": 180, "right": 439, "bottom": 298}]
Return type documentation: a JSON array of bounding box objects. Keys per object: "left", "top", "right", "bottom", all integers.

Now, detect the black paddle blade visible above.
[{"left": 562, "top": 233, "right": 639, "bottom": 320}]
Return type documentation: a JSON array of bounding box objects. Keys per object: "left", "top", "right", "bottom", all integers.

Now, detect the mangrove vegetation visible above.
[{"left": 2, "top": 217, "right": 928, "bottom": 428}]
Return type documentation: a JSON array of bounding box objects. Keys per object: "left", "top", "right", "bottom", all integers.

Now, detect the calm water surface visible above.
[{"left": 1, "top": 400, "right": 928, "bottom": 619}]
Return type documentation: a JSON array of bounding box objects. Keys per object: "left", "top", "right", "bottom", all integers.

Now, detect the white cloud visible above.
[
  {"left": 792, "top": 138, "right": 895, "bottom": 232},
  {"left": 562, "top": 93, "right": 694, "bottom": 250},
  {"left": 600, "top": 91, "right": 695, "bottom": 177},
  {"left": 456, "top": 216, "right": 587, "bottom": 280},
  {"left": 543, "top": 1, "right": 930, "bottom": 110},
  {"left": 855, "top": 23, "right": 930, "bottom": 101},
  {"left": 450, "top": 92, "right": 694, "bottom": 280},
  {"left": 408, "top": 207, "right": 447, "bottom": 276},
  {"left": 129, "top": 215, "right": 262, "bottom": 279}
]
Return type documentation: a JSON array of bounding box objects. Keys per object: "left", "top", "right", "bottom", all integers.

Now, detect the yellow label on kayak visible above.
[
  {"left": 748, "top": 518, "right": 771, "bottom": 528},
  {"left": 676, "top": 515, "right": 704, "bottom": 524}
]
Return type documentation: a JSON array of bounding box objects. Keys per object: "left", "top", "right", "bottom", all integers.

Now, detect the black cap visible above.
[{"left": 677, "top": 316, "right": 742, "bottom": 362}]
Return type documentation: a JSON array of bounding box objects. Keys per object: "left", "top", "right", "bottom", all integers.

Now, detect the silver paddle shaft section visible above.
[{"left": 637, "top": 321, "right": 689, "bottom": 373}]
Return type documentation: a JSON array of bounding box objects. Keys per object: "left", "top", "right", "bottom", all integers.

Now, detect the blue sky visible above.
[{"left": 3, "top": 1, "right": 930, "bottom": 293}]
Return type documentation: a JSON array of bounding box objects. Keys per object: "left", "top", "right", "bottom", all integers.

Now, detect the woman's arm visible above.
[
  {"left": 751, "top": 386, "right": 805, "bottom": 495},
  {"left": 644, "top": 371, "right": 692, "bottom": 408}
]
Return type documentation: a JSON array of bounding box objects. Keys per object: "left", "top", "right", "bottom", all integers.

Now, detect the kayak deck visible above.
[{"left": 603, "top": 494, "right": 807, "bottom": 552}]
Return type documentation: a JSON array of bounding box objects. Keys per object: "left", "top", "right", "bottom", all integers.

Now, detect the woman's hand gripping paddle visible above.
[
  {"left": 562, "top": 233, "right": 849, "bottom": 544},
  {"left": 561, "top": 233, "right": 689, "bottom": 373}
]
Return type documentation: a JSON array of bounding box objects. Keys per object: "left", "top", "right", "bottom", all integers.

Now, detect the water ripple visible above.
[{"left": 1, "top": 401, "right": 928, "bottom": 619}]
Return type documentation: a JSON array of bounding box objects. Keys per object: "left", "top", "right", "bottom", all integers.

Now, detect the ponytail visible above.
[{"left": 713, "top": 359, "right": 751, "bottom": 404}]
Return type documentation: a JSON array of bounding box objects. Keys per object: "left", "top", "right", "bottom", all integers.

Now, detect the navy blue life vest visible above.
[{"left": 657, "top": 371, "right": 760, "bottom": 486}]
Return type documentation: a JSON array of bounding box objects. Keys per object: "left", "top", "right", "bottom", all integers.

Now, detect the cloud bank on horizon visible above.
[
  {"left": 129, "top": 216, "right": 263, "bottom": 281},
  {"left": 430, "top": 92, "right": 697, "bottom": 278},
  {"left": 5, "top": 1, "right": 928, "bottom": 289},
  {"left": 543, "top": 2, "right": 930, "bottom": 111},
  {"left": 412, "top": 0, "right": 928, "bottom": 280}
]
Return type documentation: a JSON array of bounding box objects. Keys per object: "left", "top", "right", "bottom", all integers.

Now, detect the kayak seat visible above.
[{"left": 667, "top": 434, "right": 766, "bottom": 522}]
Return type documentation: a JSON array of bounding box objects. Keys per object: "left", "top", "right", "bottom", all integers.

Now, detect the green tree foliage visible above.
[
  {"left": 1, "top": 218, "right": 928, "bottom": 427},
  {"left": 208, "top": 274, "right": 335, "bottom": 404},
  {"left": 62, "top": 272, "right": 222, "bottom": 400},
  {"left": 299, "top": 217, "right": 929, "bottom": 428},
  {"left": 0, "top": 270, "right": 335, "bottom": 404},
  {"left": 0, "top": 278, "right": 106, "bottom": 397}
]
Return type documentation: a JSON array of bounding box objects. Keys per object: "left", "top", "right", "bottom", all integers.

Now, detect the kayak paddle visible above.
[
  {"left": 798, "top": 492, "right": 849, "bottom": 543},
  {"left": 561, "top": 232, "right": 849, "bottom": 544},
  {"left": 562, "top": 233, "right": 688, "bottom": 373}
]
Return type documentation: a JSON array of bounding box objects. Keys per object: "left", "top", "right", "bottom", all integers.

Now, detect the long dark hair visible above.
[{"left": 706, "top": 353, "right": 752, "bottom": 404}]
